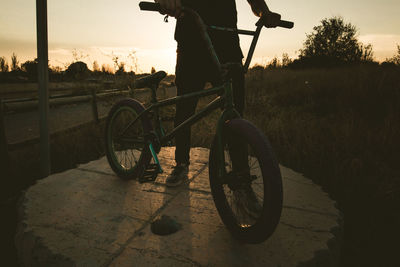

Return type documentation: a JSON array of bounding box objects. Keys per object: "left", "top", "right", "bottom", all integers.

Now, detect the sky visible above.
[{"left": 1, "top": 0, "right": 399, "bottom": 73}]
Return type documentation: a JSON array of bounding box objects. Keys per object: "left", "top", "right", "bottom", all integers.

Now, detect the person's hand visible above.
[
  {"left": 260, "top": 10, "right": 281, "bottom": 28},
  {"left": 154, "top": 0, "right": 182, "bottom": 17}
]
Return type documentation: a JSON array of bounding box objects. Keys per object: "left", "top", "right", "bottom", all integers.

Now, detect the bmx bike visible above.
[{"left": 105, "top": 1, "right": 293, "bottom": 244}]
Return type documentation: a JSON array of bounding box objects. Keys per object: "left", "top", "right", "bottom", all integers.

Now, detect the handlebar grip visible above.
[
  {"left": 278, "top": 20, "right": 294, "bottom": 29},
  {"left": 139, "top": 2, "right": 161, "bottom": 12}
]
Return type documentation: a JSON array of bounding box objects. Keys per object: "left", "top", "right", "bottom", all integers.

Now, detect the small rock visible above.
[{"left": 151, "top": 215, "right": 182, "bottom": 236}]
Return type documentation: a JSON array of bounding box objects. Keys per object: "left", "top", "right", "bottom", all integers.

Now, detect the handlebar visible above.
[
  {"left": 139, "top": 1, "right": 294, "bottom": 29},
  {"left": 138, "top": 1, "right": 293, "bottom": 76},
  {"left": 139, "top": 1, "right": 159, "bottom": 12}
]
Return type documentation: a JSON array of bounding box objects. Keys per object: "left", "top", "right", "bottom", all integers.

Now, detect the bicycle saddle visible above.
[{"left": 134, "top": 71, "right": 167, "bottom": 89}]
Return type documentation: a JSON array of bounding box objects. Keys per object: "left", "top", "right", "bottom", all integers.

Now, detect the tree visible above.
[
  {"left": 386, "top": 44, "right": 400, "bottom": 65},
  {"left": 101, "top": 64, "right": 113, "bottom": 74},
  {"left": 0, "top": 57, "right": 9, "bottom": 72},
  {"left": 11, "top": 53, "right": 19, "bottom": 71},
  {"left": 299, "top": 17, "right": 374, "bottom": 66},
  {"left": 281, "top": 53, "right": 292, "bottom": 67},
  {"left": 92, "top": 61, "right": 100, "bottom": 72},
  {"left": 21, "top": 58, "right": 38, "bottom": 79},
  {"left": 115, "top": 62, "right": 125, "bottom": 75},
  {"left": 65, "top": 61, "right": 90, "bottom": 80},
  {"left": 71, "top": 48, "right": 88, "bottom": 62},
  {"left": 267, "top": 57, "right": 280, "bottom": 69}
]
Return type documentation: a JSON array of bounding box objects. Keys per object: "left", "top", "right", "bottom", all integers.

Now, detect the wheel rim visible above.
[
  {"left": 107, "top": 106, "right": 145, "bottom": 173},
  {"left": 220, "top": 141, "right": 265, "bottom": 229}
]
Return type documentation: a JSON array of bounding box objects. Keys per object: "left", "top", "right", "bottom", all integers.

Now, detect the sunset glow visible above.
[{"left": 1, "top": 0, "right": 399, "bottom": 73}]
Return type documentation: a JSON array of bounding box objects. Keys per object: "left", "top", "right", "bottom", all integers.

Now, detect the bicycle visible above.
[{"left": 105, "top": 1, "right": 293, "bottom": 244}]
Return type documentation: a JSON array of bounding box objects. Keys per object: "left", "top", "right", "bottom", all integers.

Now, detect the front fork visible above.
[{"left": 215, "top": 82, "right": 241, "bottom": 178}]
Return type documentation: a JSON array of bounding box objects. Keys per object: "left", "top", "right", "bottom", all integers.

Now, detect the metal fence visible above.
[{"left": 0, "top": 87, "right": 128, "bottom": 169}]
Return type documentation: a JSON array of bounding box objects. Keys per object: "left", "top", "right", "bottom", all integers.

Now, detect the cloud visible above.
[
  {"left": 48, "top": 48, "right": 71, "bottom": 56},
  {"left": 359, "top": 34, "right": 400, "bottom": 60}
]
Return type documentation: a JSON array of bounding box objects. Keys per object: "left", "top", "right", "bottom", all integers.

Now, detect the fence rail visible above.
[
  {"left": 0, "top": 87, "right": 129, "bottom": 162},
  {"left": 2, "top": 88, "right": 125, "bottom": 104}
]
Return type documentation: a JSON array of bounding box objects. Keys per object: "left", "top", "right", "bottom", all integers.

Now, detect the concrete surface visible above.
[{"left": 15, "top": 147, "right": 340, "bottom": 266}]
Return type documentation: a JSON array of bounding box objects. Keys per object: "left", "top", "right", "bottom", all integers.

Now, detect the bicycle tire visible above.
[
  {"left": 209, "top": 118, "right": 283, "bottom": 243},
  {"left": 105, "top": 98, "right": 153, "bottom": 179}
]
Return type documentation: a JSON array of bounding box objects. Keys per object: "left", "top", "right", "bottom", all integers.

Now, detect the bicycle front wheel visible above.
[
  {"left": 209, "top": 119, "right": 283, "bottom": 243},
  {"left": 105, "top": 98, "right": 153, "bottom": 179}
]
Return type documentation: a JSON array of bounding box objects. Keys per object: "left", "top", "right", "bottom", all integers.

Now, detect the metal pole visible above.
[
  {"left": 91, "top": 89, "right": 99, "bottom": 123},
  {"left": 36, "top": 0, "right": 51, "bottom": 177},
  {"left": 0, "top": 99, "right": 10, "bottom": 174}
]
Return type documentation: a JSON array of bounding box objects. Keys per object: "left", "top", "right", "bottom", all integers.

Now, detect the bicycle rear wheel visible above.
[
  {"left": 209, "top": 119, "right": 283, "bottom": 243},
  {"left": 105, "top": 98, "right": 153, "bottom": 179}
]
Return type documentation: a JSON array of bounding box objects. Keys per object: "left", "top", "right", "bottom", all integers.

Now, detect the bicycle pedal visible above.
[{"left": 138, "top": 164, "right": 160, "bottom": 183}]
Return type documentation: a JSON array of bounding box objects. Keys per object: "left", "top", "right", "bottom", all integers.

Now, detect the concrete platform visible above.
[{"left": 15, "top": 147, "right": 340, "bottom": 266}]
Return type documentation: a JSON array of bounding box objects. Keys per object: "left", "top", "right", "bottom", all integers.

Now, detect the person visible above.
[{"left": 154, "top": 0, "right": 281, "bottom": 186}]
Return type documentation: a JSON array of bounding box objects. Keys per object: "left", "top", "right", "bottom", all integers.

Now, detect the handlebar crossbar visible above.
[{"left": 139, "top": 2, "right": 293, "bottom": 29}]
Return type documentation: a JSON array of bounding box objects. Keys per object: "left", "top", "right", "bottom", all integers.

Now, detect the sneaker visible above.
[{"left": 165, "top": 163, "right": 189, "bottom": 187}]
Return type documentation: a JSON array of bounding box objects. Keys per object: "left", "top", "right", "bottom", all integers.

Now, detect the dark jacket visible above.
[{"left": 175, "top": 0, "right": 243, "bottom": 62}]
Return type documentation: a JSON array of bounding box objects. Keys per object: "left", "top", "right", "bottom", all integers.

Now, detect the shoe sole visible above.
[
  {"left": 165, "top": 180, "right": 184, "bottom": 187},
  {"left": 165, "top": 173, "right": 188, "bottom": 187}
]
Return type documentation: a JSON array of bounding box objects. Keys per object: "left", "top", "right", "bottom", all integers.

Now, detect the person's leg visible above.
[
  {"left": 174, "top": 48, "right": 207, "bottom": 165},
  {"left": 166, "top": 46, "right": 207, "bottom": 187}
]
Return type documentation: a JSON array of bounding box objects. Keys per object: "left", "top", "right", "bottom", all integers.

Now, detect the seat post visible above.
[{"left": 150, "top": 83, "right": 158, "bottom": 103}]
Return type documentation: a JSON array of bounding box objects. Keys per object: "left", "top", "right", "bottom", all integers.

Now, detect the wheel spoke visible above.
[
  {"left": 219, "top": 143, "right": 264, "bottom": 228},
  {"left": 208, "top": 121, "right": 283, "bottom": 243},
  {"left": 108, "top": 105, "right": 148, "bottom": 172}
]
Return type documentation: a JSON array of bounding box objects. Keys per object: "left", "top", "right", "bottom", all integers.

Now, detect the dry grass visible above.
[{"left": 243, "top": 65, "right": 400, "bottom": 266}]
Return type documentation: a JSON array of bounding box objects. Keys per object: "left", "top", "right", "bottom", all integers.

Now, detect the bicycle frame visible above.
[
  {"left": 122, "top": 78, "right": 238, "bottom": 175},
  {"left": 129, "top": 3, "right": 292, "bottom": 174},
  {"left": 123, "top": 80, "right": 238, "bottom": 146},
  {"left": 127, "top": 7, "right": 266, "bottom": 139}
]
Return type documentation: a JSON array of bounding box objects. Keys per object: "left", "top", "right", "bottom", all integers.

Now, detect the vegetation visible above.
[
  {"left": 65, "top": 61, "right": 90, "bottom": 80},
  {"left": 21, "top": 58, "right": 38, "bottom": 80},
  {"left": 384, "top": 44, "right": 400, "bottom": 66},
  {"left": 0, "top": 56, "right": 9, "bottom": 72},
  {"left": 292, "top": 17, "right": 374, "bottom": 68},
  {"left": 246, "top": 66, "right": 399, "bottom": 266},
  {"left": 11, "top": 53, "right": 19, "bottom": 72},
  {"left": 92, "top": 60, "right": 100, "bottom": 72}
]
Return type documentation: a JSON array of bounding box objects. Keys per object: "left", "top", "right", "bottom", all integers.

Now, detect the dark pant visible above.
[{"left": 174, "top": 44, "right": 245, "bottom": 165}]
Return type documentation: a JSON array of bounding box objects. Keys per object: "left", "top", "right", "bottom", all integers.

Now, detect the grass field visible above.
[{"left": 243, "top": 65, "right": 400, "bottom": 266}]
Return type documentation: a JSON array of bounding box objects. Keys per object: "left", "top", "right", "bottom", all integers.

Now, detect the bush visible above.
[
  {"left": 296, "top": 17, "right": 374, "bottom": 67},
  {"left": 21, "top": 59, "right": 38, "bottom": 80},
  {"left": 65, "top": 61, "right": 90, "bottom": 81},
  {"left": 0, "top": 57, "right": 9, "bottom": 72},
  {"left": 244, "top": 66, "right": 400, "bottom": 266},
  {"left": 383, "top": 44, "right": 400, "bottom": 66}
]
